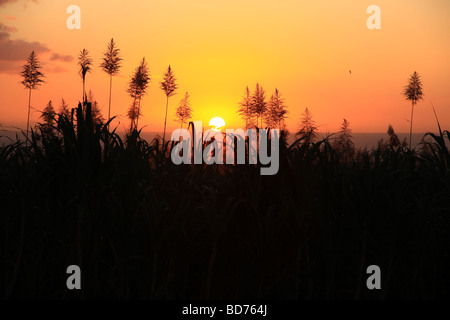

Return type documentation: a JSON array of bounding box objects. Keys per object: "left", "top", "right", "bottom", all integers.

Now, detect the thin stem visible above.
[
  {"left": 131, "top": 89, "right": 138, "bottom": 133},
  {"left": 108, "top": 74, "right": 112, "bottom": 125},
  {"left": 410, "top": 102, "right": 415, "bottom": 148},
  {"left": 83, "top": 77, "right": 86, "bottom": 104},
  {"left": 26, "top": 87, "right": 31, "bottom": 147},
  {"left": 163, "top": 95, "right": 169, "bottom": 146},
  {"left": 136, "top": 97, "right": 141, "bottom": 129}
]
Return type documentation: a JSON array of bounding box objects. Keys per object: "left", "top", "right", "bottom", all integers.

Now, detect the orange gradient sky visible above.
[{"left": 0, "top": 0, "right": 449, "bottom": 133}]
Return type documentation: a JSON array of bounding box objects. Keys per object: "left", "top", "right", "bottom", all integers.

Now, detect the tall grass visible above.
[{"left": 1, "top": 106, "right": 450, "bottom": 299}]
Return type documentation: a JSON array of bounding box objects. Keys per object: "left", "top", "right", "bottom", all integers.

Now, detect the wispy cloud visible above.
[
  {"left": 0, "top": 0, "right": 38, "bottom": 7},
  {"left": 0, "top": 23, "right": 49, "bottom": 62},
  {"left": 0, "top": 23, "right": 73, "bottom": 74},
  {"left": 44, "top": 65, "right": 68, "bottom": 73},
  {"left": 1, "top": 14, "right": 17, "bottom": 20},
  {"left": 0, "top": 0, "right": 17, "bottom": 6},
  {"left": 50, "top": 53, "right": 74, "bottom": 62},
  {"left": 0, "top": 60, "right": 21, "bottom": 74},
  {"left": 0, "top": 22, "right": 17, "bottom": 32}
]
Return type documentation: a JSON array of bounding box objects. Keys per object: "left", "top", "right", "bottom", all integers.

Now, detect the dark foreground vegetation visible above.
[{"left": 1, "top": 103, "right": 450, "bottom": 299}]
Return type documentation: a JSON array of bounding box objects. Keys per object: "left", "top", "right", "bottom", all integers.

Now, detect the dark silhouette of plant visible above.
[
  {"left": 100, "top": 38, "right": 122, "bottom": 123},
  {"left": 237, "top": 86, "right": 253, "bottom": 130},
  {"left": 334, "top": 119, "right": 354, "bottom": 159},
  {"left": 20, "top": 50, "right": 44, "bottom": 145},
  {"left": 296, "top": 107, "right": 318, "bottom": 145},
  {"left": 78, "top": 48, "right": 93, "bottom": 102},
  {"left": 59, "top": 98, "right": 70, "bottom": 118},
  {"left": 2, "top": 105, "right": 450, "bottom": 299},
  {"left": 403, "top": 71, "right": 424, "bottom": 147},
  {"left": 250, "top": 83, "right": 267, "bottom": 128},
  {"left": 265, "top": 88, "right": 288, "bottom": 130},
  {"left": 87, "top": 90, "right": 104, "bottom": 125},
  {"left": 161, "top": 65, "right": 178, "bottom": 145},
  {"left": 175, "top": 92, "right": 192, "bottom": 130},
  {"left": 127, "top": 101, "right": 141, "bottom": 132},
  {"left": 41, "top": 100, "right": 55, "bottom": 127},
  {"left": 127, "top": 58, "right": 150, "bottom": 132},
  {"left": 387, "top": 124, "right": 401, "bottom": 147}
]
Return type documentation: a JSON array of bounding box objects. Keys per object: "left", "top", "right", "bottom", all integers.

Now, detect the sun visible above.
[{"left": 209, "top": 117, "right": 226, "bottom": 132}]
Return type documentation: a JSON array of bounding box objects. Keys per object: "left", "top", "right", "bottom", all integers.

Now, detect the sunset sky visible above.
[{"left": 0, "top": 0, "right": 449, "bottom": 134}]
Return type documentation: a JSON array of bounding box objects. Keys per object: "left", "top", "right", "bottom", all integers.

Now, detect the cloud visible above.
[
  {"left": 0, "top": 28, "right": 49, "bottom": 62},
  {"left": 44, "top": 65, "right": 68, "bottom": 73},
  {"left": 0, "top": 0, "right": 17, "bottom": 6},
  {"left": 0, "top": 22, "right": 17, "bottom": 32},
  {"left": 1, "top": 14, "right": 17, "bottom": 21},
  {"left": 0, "top": 22, "right": 72, "bottom": 74},
  {"left": 0, "top": 0, "right": 38, "bottom": 7},
  {"left": 0, "top": 60, "right": 21, "bottom": 74},
  {"left": 50, "top": 53, "right": 73, "bottom": 62}
]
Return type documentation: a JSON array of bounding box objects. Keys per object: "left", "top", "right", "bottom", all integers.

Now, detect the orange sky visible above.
[{"left": 0, "top": 0, "right": 449, "bottom": 134}]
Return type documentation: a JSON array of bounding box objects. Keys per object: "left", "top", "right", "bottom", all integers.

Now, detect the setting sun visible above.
[{"left": 209, "top": 117, "right": 226, "bottom": 132}]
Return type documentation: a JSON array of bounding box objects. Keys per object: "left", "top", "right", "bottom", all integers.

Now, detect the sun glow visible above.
[{"left": 209, "top": 117, "right": 226, "bottom": 132}]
